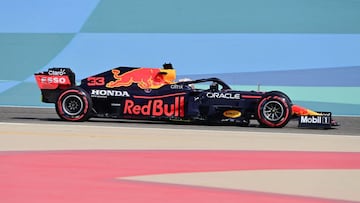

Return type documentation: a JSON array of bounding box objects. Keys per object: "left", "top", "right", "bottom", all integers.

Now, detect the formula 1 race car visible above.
[{"left": 34, "top": 64, "right": 336, "bottom": 128}]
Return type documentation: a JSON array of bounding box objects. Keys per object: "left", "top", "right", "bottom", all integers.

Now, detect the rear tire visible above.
[
  {"left": 256, "top": 92, "right": 292, "bottom": 128},
  {"left": 55, "top": 87, "right": 92, "bottom": 121}
]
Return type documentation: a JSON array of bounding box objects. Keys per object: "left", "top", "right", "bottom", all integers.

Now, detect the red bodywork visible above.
[{"left": 34, "top": 74, "right": 72, "bottom": 90}]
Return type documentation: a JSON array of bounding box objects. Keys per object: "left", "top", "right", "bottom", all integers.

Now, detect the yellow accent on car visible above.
[{"left": 223, "top": 110, "right": 242, "bottom": 118}]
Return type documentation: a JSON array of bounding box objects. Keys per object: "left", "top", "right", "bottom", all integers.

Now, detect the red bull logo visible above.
[
  {"left": 106, "top": 68, "right": 176, "bottom": 89},
  {"left": 124, "top": 96, "right": 185, "bottom": 117}
]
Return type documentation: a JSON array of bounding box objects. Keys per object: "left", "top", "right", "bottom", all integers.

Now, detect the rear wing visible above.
[{"left": 34, "top": 68, "right": 76, "bottom": 103}]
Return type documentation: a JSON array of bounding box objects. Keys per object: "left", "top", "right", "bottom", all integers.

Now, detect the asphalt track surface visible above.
[
  {"left": 1, "top": 107, "right": 360, "bottom": 203},
  {"left": 1, "top": 106, "right": 359, "bottom": 135}
]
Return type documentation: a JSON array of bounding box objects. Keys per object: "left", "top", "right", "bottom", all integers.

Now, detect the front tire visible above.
[
  {"left": 256, "top": 92, "right": 292, "bottom": 128},
  {"left": 56, "top": 87, "right": 92, "bottom": 121}
]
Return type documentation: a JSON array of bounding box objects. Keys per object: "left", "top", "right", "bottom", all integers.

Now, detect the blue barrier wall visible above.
[{"left": 0, "top": 0, "right": 359, "bottom": 115}]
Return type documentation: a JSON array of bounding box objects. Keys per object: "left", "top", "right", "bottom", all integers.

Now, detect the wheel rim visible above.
[
  {"left": 262, "top": 100, "right": 284, "bottom": 122},
  {"left": 62, "top": 95, "right": 83, "bottom": 116}
]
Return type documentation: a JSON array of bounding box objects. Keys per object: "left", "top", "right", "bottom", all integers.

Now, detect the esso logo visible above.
[{"left": 40, "top": 76, "right": 67, "bottom": 84}]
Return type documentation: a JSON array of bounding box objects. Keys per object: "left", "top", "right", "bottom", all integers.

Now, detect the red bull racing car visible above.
[{"left": 34, "top": 64, "right": 337, "bottom": 128}]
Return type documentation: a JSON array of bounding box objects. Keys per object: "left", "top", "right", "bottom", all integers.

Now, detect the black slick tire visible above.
[
  {"left": 256, "top": 92, "right": 292, "bottom": 128},
  {"left": 55, "top": 87, "right": 92, "bottom": 121}
]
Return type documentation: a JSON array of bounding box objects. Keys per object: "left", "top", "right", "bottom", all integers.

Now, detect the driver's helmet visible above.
[{"left": 210, "top": 82, "right": 219, "bottom": 92}]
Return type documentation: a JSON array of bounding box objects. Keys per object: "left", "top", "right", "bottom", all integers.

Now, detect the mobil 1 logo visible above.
[{"left": 298, "top": 112, "right": 332, "bottom": 129}]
